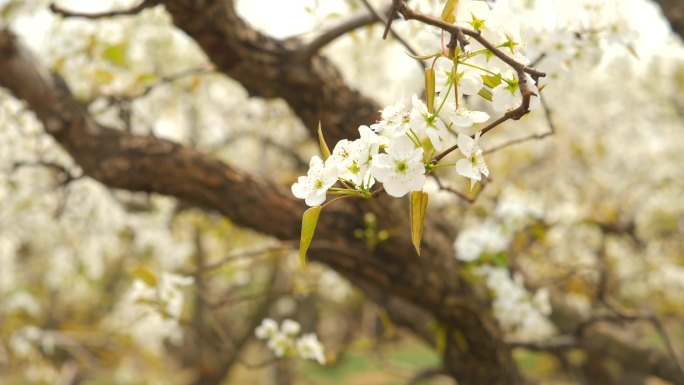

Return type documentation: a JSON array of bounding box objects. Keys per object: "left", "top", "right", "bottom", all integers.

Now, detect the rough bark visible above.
[{"left": 654, "top": 0, "right": 684, "bottom": 40}]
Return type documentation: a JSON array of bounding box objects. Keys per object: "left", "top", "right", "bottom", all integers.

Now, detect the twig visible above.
[
  {"left": 198, "top": 241, "right": 297, "bottom": 273},
  {"left": 359, "top": 0, "right": 422, "bottom": 60},
  {"left": 484, "top": 93, "right": 555, "bottom": 154},
  {"left": 431, "top": 173, "right": 485, "bottom": 203},
  {"left": 507, "top": 335, "right": 578, "bottom": 352},
  {"left": 297, "top": 10, "right": 379, "bottom": 61},
  {"left": 49, "top": 0, "right": 159, "bottom": 19}
]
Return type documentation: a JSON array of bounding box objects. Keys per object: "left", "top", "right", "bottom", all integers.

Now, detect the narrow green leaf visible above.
[
  {"left": 478, "top": 87, "right": 493, "bottom": 101},
  {"left": 405, "top": 51, "right": 441, "bottom": 61},
  {"left": 425, "top": 68, "right": 436, "bottom": 114},
  {"left": 410, "top": 191, "right": 429, "bottom": 256},
  {"left": 317, "top": 122, "right": 331, "bottom": 161},
  {"left": 440, "top": 0, "right": 458, "bottom": 23},
  {"left": 482, "top": 74, "right": 501, "bottom": 89},
  {"left": 299, "top": 206, "right": 322, "bottom": 266}
]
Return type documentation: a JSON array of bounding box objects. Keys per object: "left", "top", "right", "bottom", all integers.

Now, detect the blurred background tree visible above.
[{"left": 1, "top": 0, "right": 684, "bottom": 384}]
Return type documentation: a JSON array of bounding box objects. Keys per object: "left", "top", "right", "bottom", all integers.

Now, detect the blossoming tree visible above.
[{"left": 1, "top": 0, "right": 684, "bottom": 384}]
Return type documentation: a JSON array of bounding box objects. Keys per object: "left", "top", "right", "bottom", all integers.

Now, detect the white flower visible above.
[
  {"left": 296, "top": 333, "right": 326, "bottom": 364},
  {"left": 255, "top": 318, "right": 279, "bottom": 340},
  {"left": 454, "top": 228, "right": 485, "bottom": 262},
  {"left": 375, "top": 101, "right": 410, "bottom": 138},
  {"left": 267, "top": 332, "right": 292, "bottom": 358},
  {"left": 456, "top": 133, "right": 489, "bottom": 189},
  {"left": 449, "top": 105, "right": 490, "bottom": 128},
  {"left": 456, "top": 65, "right": 484, "bottom": 96},
  {"left": 370, "top": 135, "right": 426, "bottom": 198},
  {"left": 281, "top": 319, "right": 301, "bottom": 336},
  {"left": 454, "top": 0, "right": 492, "bottom": 30},
  {"left": 532, "top": 288, "right": 552, "bottom": 316},
  {"left": 330, "top": 126, "right": 381, "bottom": 187},
  {"left": 454, "top": 220, "right": 508, "bottom": 262},
  {"left": 291, "top": 156, "right": 338, "bottom": 206},
  {"left": 434, "top": 57, "right": 455, "bottom": 95},
  {"left": 492, "top": 74, "right": 539, "bottom": 113},
  {"left": 409, "top": 96, "right": 451, "bottom": 151}
]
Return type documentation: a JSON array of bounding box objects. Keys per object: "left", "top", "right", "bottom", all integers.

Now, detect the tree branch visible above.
[{"left": 49, "top": 0, "right": 160, "bottom": 19}]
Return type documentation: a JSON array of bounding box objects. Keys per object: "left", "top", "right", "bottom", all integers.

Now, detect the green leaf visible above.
[
  {"left": 299, "top": 206, "right": 322, "bottom": 266},
  {"left": 317, "top": 122, "right": 331, "bottom": 161},
  {"left": 425, "top": 68, "right": 436, "bottom": 113},
  {"left": 478, "top": 87, "right": 493, "bottom": 102},
  {"left": 482, "top": 74, "right": 501, "bottom": 89},
  {"left": 103, "top": 42, "right": 127, "bottom": 67},
  {"left": 440, "top": 0, "right": 458, "bottom": 23},
  {"left": 410, "top": 191, "right": 429, "bottom": 256},
  {"left": 405, "top": 51, "right": 440, "bottom": 61},
  {"left": 133, "top": 266, "right": 158, "bottom": 287}
]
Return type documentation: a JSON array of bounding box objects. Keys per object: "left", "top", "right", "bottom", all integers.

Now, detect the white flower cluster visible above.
[
  {"left": 106, "top": 272, "right": 194, "bottom": 353},
  {"left": 292, "top": 0, "right": 540, "bottom": 206},
  {"left": 476, "top": 266, "right": 554, "bottom": 340},
  {"left": 255, "top": 318, "right": 326, "bottom": 365}
]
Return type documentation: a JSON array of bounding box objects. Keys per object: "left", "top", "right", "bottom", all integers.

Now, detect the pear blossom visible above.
[
  {"left": 456, "top": 133, "right": 489, "bottom": 189},
  {"left": 296, "top": 333, "right": 326, "bottom": 364},
  {"left": 455, "top": 65, "right": 484, "bottom": 96},
  {"left": 409, "top": 96, "right": 451, "bottom": 151},
  {"left": 449, "top": 105, "right": 490, "bottom": 128},
  {"left": 291, "top": 156, "right": 338, "bottom": 206},
  {"left": 330, "top": 126, "right": 381, "bottom": 187},
  {"left": 267, "top": 332, "right": 292, "bottom": 357},
  {"left": 453, "top": 0, "right": 493, "bottom": 31},
  {"left": 281, "top": 319, "right": 301, "bottom": 336},
  {"left": 255, "top": 318, "right": 278, "bottom": 340},
  {"left": 255, "top": 318, "right": 327, "bottom": 365},
  {"left": 492, "top": 74, "right": 539, "bottom": 113},
  {"left": 374, "top": 101, "right": 410, "bottom": 138},
  {"left": 434, "top": 57, "right": 455, "bottom": 95},
  {"left": 370, "top": 135, "right": 426, "bottom": 198}
]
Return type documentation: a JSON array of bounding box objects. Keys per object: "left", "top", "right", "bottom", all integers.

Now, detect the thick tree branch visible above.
[{"left": 653, "top": 0, "right": 684, "bottom": 40}]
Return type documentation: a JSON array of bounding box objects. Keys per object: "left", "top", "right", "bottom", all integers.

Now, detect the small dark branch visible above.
[
  {"left": 431, "top": 174, "right": 485, "bottom": 204},
  {"left": 531, "top": 52, "right": 547, "bottom": 67},
  {"left": 98, "top": 67, "right": 213, "bottom": 107},
  {"left": 484, "top": 93, "right": 555, "bottom": 154},
  {"left": 484, "top": 131, "right": 552, "bottom": 154},
  {"left": 383, "top": 0, "right": 404, "bottom": 39},
  {"left": 595, "top": 243, "right": 609, "bottom": 304},
  {"left": 197, "top": 241, "right": 297, "bottom": 273},
  {"left": 12, "top": 160, "right": 83, "bottom": 185},
  {"left": 359, "top": 0, "right": 422, "bottom": 61},
  {"left": 603, "top": 299, "right": 684, "bottom": 377},
  {"left": 297, "top": 10, "right": 379, "bottom": 62},
  {"left": 406, "top": 367, "right": 449, "bottom": 385},
  {"left": 208, "top": 289, "right": 292, "bottom": 310},
  {"left": 131, "top": 67, "right": 213, "bottom": 100},
  {"left": 651, "top": 316, "right": 684, "bottom": 378},
  {"left": 572, "top": 297, "right": 684, "bottom": 379},
  {"left": 508, "top": 335, "right": 578, "bottom": 352},
  {"left": 49, "top": 0, "right": 159, "bottom": 19}
]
